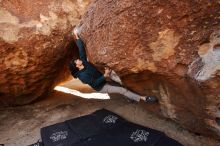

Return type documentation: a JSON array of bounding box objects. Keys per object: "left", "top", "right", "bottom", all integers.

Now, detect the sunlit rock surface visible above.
[
  {"left": 79, "top": 0, "right": 220, "bottom": 139},
  {"left": 0, "top": 0, "right": 91, "bottom": 105}
]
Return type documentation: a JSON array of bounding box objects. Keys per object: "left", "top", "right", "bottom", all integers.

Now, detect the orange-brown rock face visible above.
[
  {"left": 0, "top": 0, "right": 91, "bottom": 105},
  {"left": 79, "top": 0, "right": 220, "bottom": 139}
]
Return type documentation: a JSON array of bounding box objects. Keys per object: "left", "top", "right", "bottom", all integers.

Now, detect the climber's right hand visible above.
[
  {"left": 104, "top": 67, "right": 112, "bottom": 78},
  {"left": 72, "top": 27, "right": 79, "bottom": 39}
]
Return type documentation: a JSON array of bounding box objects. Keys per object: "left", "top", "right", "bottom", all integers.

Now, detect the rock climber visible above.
[{"left": 68, "top": 27, "right": 158, "bottom": 103}]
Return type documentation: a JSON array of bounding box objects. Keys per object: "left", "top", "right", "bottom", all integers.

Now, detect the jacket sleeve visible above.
[
  {"left": 76, "top": 38, "right": 87, "bottom": 62},
  {"left": 91, "top": 76, "right": 106, "bottom": 87},
  {"left": 68, "top": 63, "right": 78, "bottom": 78}
]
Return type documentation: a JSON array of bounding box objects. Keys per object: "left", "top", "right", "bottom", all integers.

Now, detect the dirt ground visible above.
[{"left": 0, "top": 79, "right": 220, "bottom": 146}]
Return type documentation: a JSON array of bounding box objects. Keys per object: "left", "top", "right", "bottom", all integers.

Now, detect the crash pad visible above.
[{"left": 29, "top": 109, "right": 182, "bottom": 146}]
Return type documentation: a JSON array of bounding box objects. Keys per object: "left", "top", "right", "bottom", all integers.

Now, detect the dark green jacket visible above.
[{"left": 69, "top": 39, "right": 106, "bottom": 91}]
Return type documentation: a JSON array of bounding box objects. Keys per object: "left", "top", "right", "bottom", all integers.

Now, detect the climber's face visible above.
[{"left": 75, "top": 59, "right": 83, "bottom": 68}]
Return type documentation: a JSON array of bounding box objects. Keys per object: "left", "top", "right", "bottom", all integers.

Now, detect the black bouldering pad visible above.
[
  {"left": 155, "top": 136, "right": 182, "bottom": 146},
  {"left": 29, "top": 108, "right": 183, "bottom": 146},
  {"left": 40, "top": 121, "right": 80, "bottom": 146},
  {"left": 66, "top": 108, "right": 126, "bottom": 139},
  {"left": 73, "top": 122, "right": 165, "bottom": 146}
]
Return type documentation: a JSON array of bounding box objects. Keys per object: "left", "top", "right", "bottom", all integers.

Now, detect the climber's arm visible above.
[
  {"left": 73, "top": 28, "right": 87, "bottom": 62},
  {"left": 75, "top": 38, "right": 87, "bottom": 62}
]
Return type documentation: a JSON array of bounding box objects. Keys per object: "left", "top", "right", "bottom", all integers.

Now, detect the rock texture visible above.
[
  {"left": 79, "top": 0, "right": 220, "bottom": 139},
  {"left": 0, "top": 0, "right": 91, "bottom": 105}
]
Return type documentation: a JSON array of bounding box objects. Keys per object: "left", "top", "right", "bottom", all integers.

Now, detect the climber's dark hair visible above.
[{"left": 69, "top": 59, "right": 79, "bottom": 78}]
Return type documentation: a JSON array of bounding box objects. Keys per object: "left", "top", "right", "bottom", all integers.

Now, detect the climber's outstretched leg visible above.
[
  {"left": 101, "top": 67, "right": 158, "bottom": 103},
  {"left": 99, "top": 83, "right": 158, "bottom": 103}
]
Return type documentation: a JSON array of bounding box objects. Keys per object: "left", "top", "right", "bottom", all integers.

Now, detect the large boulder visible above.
[
  {"left": 0, "top": 0, "right": 91, "bottom": 105},
  {"left": 79, "top": 0, "right": 220, "bottom": 139}
]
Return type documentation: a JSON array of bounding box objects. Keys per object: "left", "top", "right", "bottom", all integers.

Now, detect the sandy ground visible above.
[{"left": 0, "top": 79, "right": 220, "bottom": 146}]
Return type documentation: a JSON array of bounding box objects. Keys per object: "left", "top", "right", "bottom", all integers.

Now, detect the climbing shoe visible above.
[{"left": 145, "top": 96, "right": 158, "bottom": 103}]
